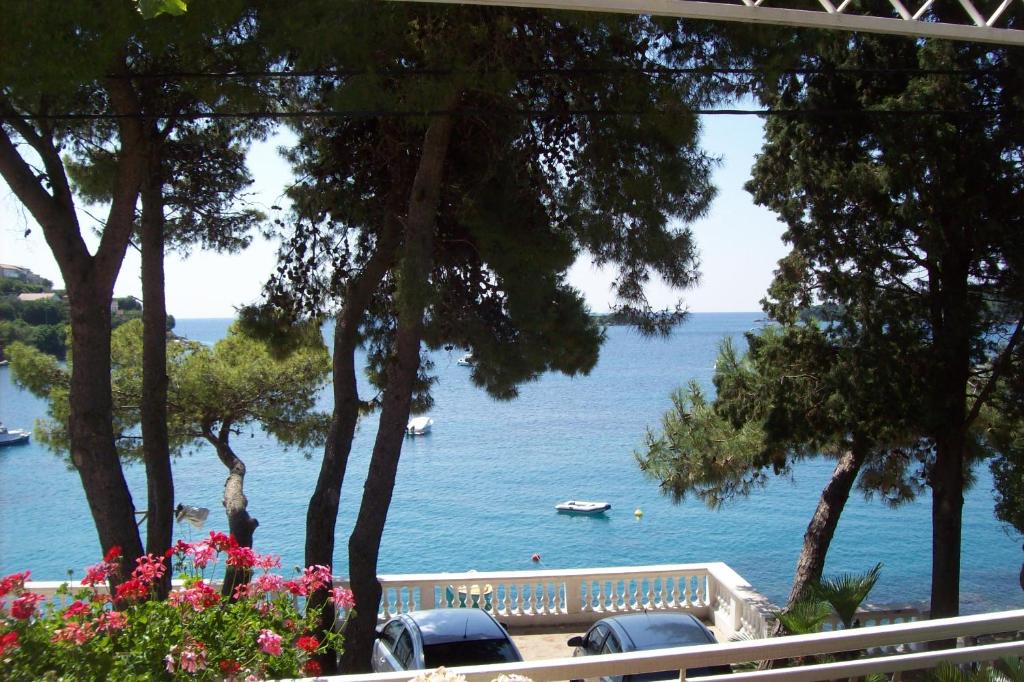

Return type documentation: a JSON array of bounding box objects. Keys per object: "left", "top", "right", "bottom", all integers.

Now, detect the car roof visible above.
[
  {"left": 404, "top": 609, "right": 509, "bottom": 645},
  {"left": 602, "top": 613, "right": 716, "bottom": 651}
]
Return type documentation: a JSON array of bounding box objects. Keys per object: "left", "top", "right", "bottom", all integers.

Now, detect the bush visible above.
[{"left": 0, "top": 534, "right": 352, "bottom": 680}]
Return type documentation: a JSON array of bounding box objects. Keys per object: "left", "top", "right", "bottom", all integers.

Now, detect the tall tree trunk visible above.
[
  {"left": 304, "top": 218, "right": 398, "bottom": 674},
  {"left": 68, "top": 291, "right": 146, "bottom": 573},
  {"left": 140, "top": 149, "right": 174, "bottom": 598},
  {"left": 340, "top": 112, "right": 455, "bottom": 673},
  {"left": 209, "top": 425, "right": 259, "bottom": 599},
  {"left": 787, "top": 444, "right": 869, "bottom": 605},
  {"left": 927, "top": 237, "right": 971, "bottom": 622}
]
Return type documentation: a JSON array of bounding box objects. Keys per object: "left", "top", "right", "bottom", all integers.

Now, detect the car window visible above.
[
  {"left": 587, "top": 624, "right": 610, "bottom": 654},
  {"left": 423, "top": 639, "right": 521, "bottom": 668},
  {"left": 393, "top": 630, "right": 414, "bottom": 669},
  {"left": 602, "top": 632, "right": 622, "bottom": 655},
  {"left": 381, "top": 621, "right": 403, "bottom": 648}
]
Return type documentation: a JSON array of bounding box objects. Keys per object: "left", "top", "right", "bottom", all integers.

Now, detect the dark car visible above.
[
  {"left": 567, "top": 612, "right": 731, "bottom": 682},
  {"left": 372, "top": 608, "right": 523, "bottom": 673}
]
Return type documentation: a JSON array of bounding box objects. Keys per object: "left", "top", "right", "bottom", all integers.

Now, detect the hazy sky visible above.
[{"left": 0, "top": 114, "right": 788, "bottom": 318}]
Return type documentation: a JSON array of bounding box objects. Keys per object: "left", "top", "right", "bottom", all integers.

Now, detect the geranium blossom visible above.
[
  {"left": 0, "top": 571, "right": 29, "bottom": 598},
  {"left": 10, "top": 592, "right": 45, "bottom": 619},
  {"left": 219, "top": 658, "right": 241, "bottom": 675},
  {"left": 257, "top": 628, "right": 283, "bottom": 656},
  {"left": 226, "top": 545, "right": 257, "bottom": 569},
  {"left": 295, "top": 634, "right": 319, "bottom": 652},
  {"left": 130, "top": 554, "right": 167, "bottom": 585},
  {"left": 186, "top": 540, "right": 217, "bottom": 569},
  {"left": 330, "top": 586, "right": 356, "bottom": 610},
  {"left": 179, "top": 642, "right": 207, "bottom": 673},
  {"left": 94, "top": 610, "right": 127, "bottom": 632},
  {"left": 114, "top": 577, "right": 149, "bottom": 602},
  {"left": 252, "top": 573, "right": 284, "bottom": 595},
  {"left": 62, "top": 600, "right": 90, "bottom": 619},
  {"left": 168, "top": 582, "right": 221, "bottom": 612},
  {"left": 304, "top": 659, "right": 323, "bottom": 676},
  {"left": 0, "top": 630, "right": 19, "bottom": 655},
  {"left": 52, "top": 621, "right": 95, "bottom": 645}
]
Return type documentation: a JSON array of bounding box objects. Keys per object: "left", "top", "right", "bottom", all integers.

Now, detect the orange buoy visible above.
[{"left": 531, "top": 553, "right": 541, "bottom": 562}]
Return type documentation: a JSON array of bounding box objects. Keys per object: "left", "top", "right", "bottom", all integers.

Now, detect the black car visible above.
[
  {"left": 567, "top": 612, "right": 731, "bottom": 682},
  {"left": 372, "top": 608, "right": 523, "bottom": 672}
]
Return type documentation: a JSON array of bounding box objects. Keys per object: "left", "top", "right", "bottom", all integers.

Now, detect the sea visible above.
[{"left": 1, "top": 312, "right": 1021, "bottom": 614}]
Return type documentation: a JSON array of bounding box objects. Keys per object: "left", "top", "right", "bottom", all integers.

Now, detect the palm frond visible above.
[{"left": 811, "top": 563, "right": 882, "bottom": 628}]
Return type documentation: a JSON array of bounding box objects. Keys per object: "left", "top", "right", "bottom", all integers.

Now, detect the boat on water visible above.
[
  {"left": 0, "top": 423, "right": 30, "bottom": 446},
  {"left": 406, "top": 416, "right": 434, "bottom": 435},
  {"left": 457, "top": 353, "right": 474, "bottom": 367},
  {"left": 555, "top": 500, "right": 611, "bottom": 515}
]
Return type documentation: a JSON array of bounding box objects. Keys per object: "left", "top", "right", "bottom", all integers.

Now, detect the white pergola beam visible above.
[{"left": 389, "top": 0, "right": 1024, "bottom": 46}]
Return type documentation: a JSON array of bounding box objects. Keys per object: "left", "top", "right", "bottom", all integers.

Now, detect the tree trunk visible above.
[
  {"left": 140, "top": 150, "right": 174, "bottom": 598},
  {"left": 68, "top": 292, "right": 146, "bottom": 574},
  {"left": 787, "top": 444, "right": 869, "bottom": 606},
  {"left": 209, "top": 425, "right": 258, "bottom": 599},
  {"left": 340, "top": 112, "right": 455, "bottom": 673},
  {"left": 304, "top": 218, "right": 398, "bottom": 674}
]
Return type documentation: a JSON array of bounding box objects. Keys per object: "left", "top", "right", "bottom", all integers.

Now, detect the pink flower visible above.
[
  {"left": 52, "top": 621, "right": 94, "bottom": 645},
  {"left": 131, "top": 554, "right": 167, "bottom": 585},
  {"left": 62, "top": 600, "right": 90, "bottom": 619},
  {"left": 0, "top": 571, "right": 30, "bottom": 598},
  {"left": 226, "top": 546, "right": 257, "bottom": 569},
  {"left": 82, "top": 562, "right": 112, "bottom": 587},
  {"left": 295, "top": 634, "right": 319, "bottom": 652},
  {"left": 0, "top": 630, "right": 20, "bottom": 655},
  {"left": 207, "top": 531, "right": 236, "bottom": 552},
  {"left": 257, "top": 628, "right": 283, "bottom": 656},
  {"left": 179, "top": 642, "right": 207, "bottom": 673},
  {"left": 10, "top": 592, "right": 44, "bottom": 619},
  {"left": 330, "top": 586, "right": 356, "bottom": 610},
  {"left": 303, "top": 565, "right": 333, "bottom": 592},
  {"left": 168, "top": 582, "right": 221, "bottom": 612},
  {"left": 187, "top": 541, "right": 217, "bottom": 569},
  {"left": 252, "top": 573, "right": 284, "bottom": 595},
  {"left": 164, "top": 650, "right": 177, "bottom": 673},
  {"left": 283, "top": 578, "right": 307, "bottom": 597},
  {"left": 94, "top": 610, "right": 127, "bottom": 632},
  {"left": 254, "top": 553, "right": 281, "bottom": 571}
]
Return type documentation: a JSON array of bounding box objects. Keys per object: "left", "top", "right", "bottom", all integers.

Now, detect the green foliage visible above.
[
  {"left": 135, "top": 0, "right": 187, "bottom": 19},
  {"left": 810, "top": 563, "right": 882, "bottom": 629},
  {"left": 773, "top": 597, "right": 833, "bottom": 636},
  {"left": 929, "top": 659, "right": 1024, "bottom": 682},
  {"left": 0, "top": 277, "right": 53, "bottom": 295},
  {"left": 0, "top": 296, "right": 69, "bottom": 359},
  {"left": 8, "top": 319, "right": 331, "bottom": 462}
]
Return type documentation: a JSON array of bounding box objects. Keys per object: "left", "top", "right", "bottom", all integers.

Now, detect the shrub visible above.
[{"left": 0, "top": 534, "right": 352, "bottom": 680}]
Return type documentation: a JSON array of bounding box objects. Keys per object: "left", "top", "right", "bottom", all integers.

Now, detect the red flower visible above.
[
  {"left": 296, "top": 635, "right": 319, "bottom": 652},
  {"left": 63, "top": 600, "right": 90, "bottom": 619},
  {"left": 114, "top": 578, "right": 148, "bottom": 602},
  {"left": 207, "top": 531, "right": 236, "bottom": 552},
  {"left": 0, "top": 630, "right": 20, "bottom": 655},
  {"left": 219, "top": 659, "right": 241, "bottom": 675},
  {"left": 226, "top": 545, "right": 257, "bottom": 569},
  {"left": 103, "top": 546, "right": 122, "bottom": 563},
  {"left": 0, "top": 571, "right": 30, "bottom": 598},
  {"left": 304, "top": 659, "right": 323, "bottom": 676},
  {"left": 10, "top": 592, "right": 44, "bottom": 619}
]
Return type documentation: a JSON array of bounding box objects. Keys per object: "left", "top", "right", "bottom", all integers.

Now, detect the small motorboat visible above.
[
  {"left": 457, "top": 353, "right": 474, "bottom": 367},
  {"left": 406, "top": 416, "right": 434, "bottom": 435},
  {"left": 0, "top": 423, "right": 30, "bottom": 446},
  {"left": 555, "top": 500, "right": 611, "bottom": 515}
]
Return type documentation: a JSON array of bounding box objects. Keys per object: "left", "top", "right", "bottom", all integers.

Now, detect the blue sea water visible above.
[{"left": 1, "top": 312, "right": 1021, "bottom": 614}]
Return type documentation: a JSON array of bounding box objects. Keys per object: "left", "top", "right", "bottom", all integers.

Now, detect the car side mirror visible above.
[{"left": 567, "top": 636, "right": 584, "bottom": 647}]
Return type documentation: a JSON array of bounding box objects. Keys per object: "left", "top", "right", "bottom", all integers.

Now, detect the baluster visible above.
[
  {"left": 671, "top": 575, "right": 681, "bottom": 608},
  {"left": 695, "top": 574, "right": 705, "bottom": 606},
  {"left": 647, "top": 577, "right": 657, "bottom": 608},
  {"left": 515, "top": 583, "right": 525, "bottom": 615},
  {"left": 607, "top": 580, "right": 617, "bottom": 611},
  {"left": 632, "top": 578, "right": 642, "bottom": 610}
]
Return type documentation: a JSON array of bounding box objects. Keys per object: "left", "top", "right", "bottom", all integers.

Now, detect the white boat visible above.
[
  {"left": 555, "top": 500, "right": 611, "bottom": 514},
  {"left": 0, "top": 423, "right": 30, "bottom": 446},
  {"left": 457, "top": 353, "right": 474, "bottom": 367},
  {"left": 406, "top": 416, "right": 434, "bottom": 435}
]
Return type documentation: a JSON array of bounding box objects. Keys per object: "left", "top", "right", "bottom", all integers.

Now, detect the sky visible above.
[{"left": 0, "top": 113, "right": 789, "bottom": 318}]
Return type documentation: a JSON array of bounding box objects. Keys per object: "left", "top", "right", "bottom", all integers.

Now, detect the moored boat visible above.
[
  {"left": 555, "top": 500, "right": 611, "bottom": 514},
  {"left": 0, "top": 423, "right": 30, "bottom": 446},
  {"left": 406, "top": 416, "right": 433, "bottom": 435}
]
